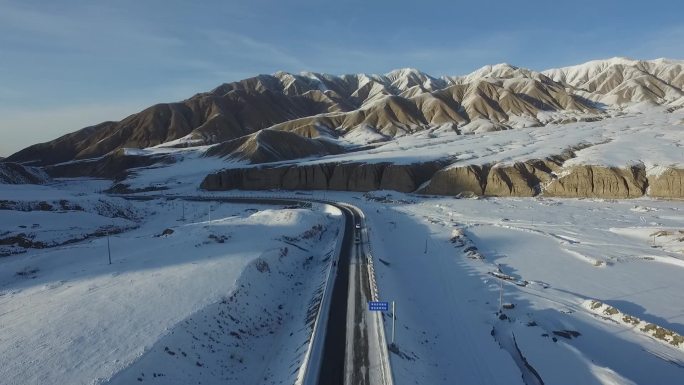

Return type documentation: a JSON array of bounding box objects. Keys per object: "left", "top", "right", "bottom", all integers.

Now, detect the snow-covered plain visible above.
[
  {"left": 350, "top": 192, "right": 684, "bottom": 385},
  {"left": 0, "top": 188, "right": 342, "bottom": 385}
]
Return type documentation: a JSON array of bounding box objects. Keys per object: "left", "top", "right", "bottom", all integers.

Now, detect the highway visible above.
[
  {"left": 343, "top": 206, "right": 374, "bottom": 385},
  {"left": 318, "top": 203, "right": 392, "bottom": 385},
  {"left": 317, "top": 205, "right": 354, "bottom": 384}
]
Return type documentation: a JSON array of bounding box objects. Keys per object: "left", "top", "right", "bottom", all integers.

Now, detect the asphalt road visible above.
[
  {"left": 318, "top": 205, "right": 354, "bottom": 385},
  {"left": 317, "top": 202, "right": 384, "bottom": 385}
]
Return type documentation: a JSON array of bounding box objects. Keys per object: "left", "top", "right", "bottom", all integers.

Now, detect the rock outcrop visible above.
[
  {"left": 648, "top": 168, "right": 684, "bottom": 198},
  {"left": 417, "top": 165, "right": 488, "bottom": 196},
  {"left": 484, "top": 163, "right": 539, "bottom": 197},
  {"left": 201, "top": 161, "right": 445, "bottom": 193},
  {"left": 201, "top": 156, "right": 684, "bottom": 199},
  {"left": 543, "top": 165, "right": 648, "bottom": 198}
]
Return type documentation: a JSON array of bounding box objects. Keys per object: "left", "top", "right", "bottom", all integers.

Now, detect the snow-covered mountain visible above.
[
  {"left": 4, "top": 57, "right": 684, "bottom": 199},
  {"left": 543, "top": 57, "right": 684, "bottom": 106},
  {"left": 7, "top": 57, "right": 682, "bottom": 167}
]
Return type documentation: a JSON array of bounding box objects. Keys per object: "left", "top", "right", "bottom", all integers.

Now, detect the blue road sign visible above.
[{"left": 369, "top": 301, "right": 389, "bottom": 311}]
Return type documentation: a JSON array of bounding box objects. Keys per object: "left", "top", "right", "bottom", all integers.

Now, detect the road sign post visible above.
[
  {"left": 370, "top": 301, "right": 395, "bottom": 346},
  {"left": 392, "top": 301, "right": 396, "bottom": 344}
]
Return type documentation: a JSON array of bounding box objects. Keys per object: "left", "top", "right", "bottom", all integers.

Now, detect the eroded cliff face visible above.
[
  {"left": 417, "top": 157, "right": 569, "bottom": 197},
  {"left": 485, "top": 163, "right": 539, "bottom": 197},
  {"left": 417, "top": 165, "right": 488, "bottom": 196},
  {"left": 201, "top": 161, "right": 445, "bottom": 193},
  {"left": 543, "top": 165, "right": 648, "bottom": 198},
  {"left": 201, "top": 158, "right": 684, "bottom": 199},
  {"left": 648, "top": 168, "right": 684, "bottom": 198}
]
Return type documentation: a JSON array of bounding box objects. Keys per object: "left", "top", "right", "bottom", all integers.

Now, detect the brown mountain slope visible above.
[
  {"left": 0, "top": 162, "right": 51, "bottom": 184},
  {"left": 205, "top": 129, "right": 345, "bottom": 164}
]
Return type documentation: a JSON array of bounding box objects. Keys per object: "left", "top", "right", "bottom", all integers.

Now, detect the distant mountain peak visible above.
[{"left": 385, "top": 67, "right": 428, "bottom": 78}]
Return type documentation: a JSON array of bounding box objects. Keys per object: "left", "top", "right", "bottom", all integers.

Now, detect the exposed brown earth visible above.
[
  {"left": 201, "top": 161, "right": 446, "bottom": 193},
  {"left": 648, "top": 168, "right": 684, "bottom": 198},
  {"left": 201, "top": 160, "right": 684, "bottom": 199},
  {"left": 544, "top": 165, "right": 648, "bottom": 199}
]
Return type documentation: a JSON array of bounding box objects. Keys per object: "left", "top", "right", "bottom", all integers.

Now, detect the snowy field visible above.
[
  {"left": 348, "top": 192, "right": 684, "bottom": 385},
  {"left": 0, "top": 187, "right": 342, "bottom": 385}
]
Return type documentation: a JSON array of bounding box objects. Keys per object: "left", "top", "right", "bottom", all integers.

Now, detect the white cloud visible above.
[{"left": 199, "top": 30, "right": 307, "bottom": 71}]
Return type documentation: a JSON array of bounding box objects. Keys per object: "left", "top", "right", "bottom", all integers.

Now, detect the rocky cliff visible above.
[
  {"left": 648, "top": 168, "right": 684, "bottom": 198},
  {"left": 544, "top": 165, "right": 648, "bottom": 198},
  {"left": 201, "top": 161, "right": 446, "bottom": 193},
  {"left": 201, "top": 159, "right": 684, "bottom": 199}
]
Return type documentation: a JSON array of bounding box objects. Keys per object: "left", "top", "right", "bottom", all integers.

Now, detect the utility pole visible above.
[
  {"left": 392, "top": 301, "right": 396, "bottom": 345},
  {"left": 208, "top": 203, "right": 211, "bottom": 224},
  {"left": 107, "top": 231, "right": 112, "bottom": 265},
  {"left": 424, "top": 238, "right": 428, "bottom": 254},
  {"left": 499, "top": 276, "right": 504, "bottom": 312},
  {"left": 181, "top": 201, "right": 185, "bottom": 221}
]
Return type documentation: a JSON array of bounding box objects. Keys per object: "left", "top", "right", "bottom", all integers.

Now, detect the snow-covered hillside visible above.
[
  {"left": 543, "top": 57, "right": 684, "bottom": 106},
  {"left": 0, "top": 187, "right": 343, "bottom": 385}
]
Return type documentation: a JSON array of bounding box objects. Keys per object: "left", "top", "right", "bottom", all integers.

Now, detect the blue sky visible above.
[{"left": 1, "top": 0, "right": 683, "bottom": 156}]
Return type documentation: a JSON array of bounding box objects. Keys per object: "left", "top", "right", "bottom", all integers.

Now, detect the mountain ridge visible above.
[{"left": 6, "top": 57, "right": 683, "bottom": 167}]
